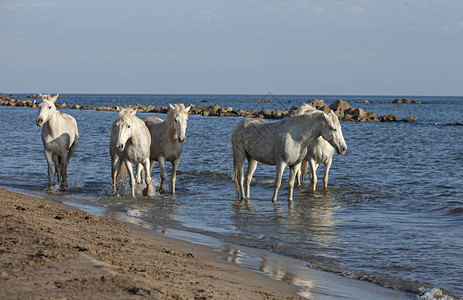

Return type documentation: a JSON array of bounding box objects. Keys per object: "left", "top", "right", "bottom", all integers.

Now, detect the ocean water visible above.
[{"left": 1, "top": 94, "right": 462, "bottom": 299}]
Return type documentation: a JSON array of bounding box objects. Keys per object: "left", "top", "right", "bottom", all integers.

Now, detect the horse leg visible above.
[
  {"left": 44, "top": 151, "right": 54, "bottom": 191},
  {"left": 149, "top": 160, "right": 156, "bottom": 174},
  {"left": 171, "top": 159, "right": 180, "bottom": 194},
  {"left": 309, "top": 159, "right": 318, "bottom": 192},
  {"left": 142, "top": 159, "right": 152, "bottom": 196},
  {"left": 245, "top": 159, "right": 258, "bottom": 199},
  {"left": 125, "top": 161, "right": 136, "bottom": 197},
  {"left": 60, "top": 152, "right": 69, "bottom": 190},
  {"left": 62, "top": 140, "right": 77, "bottom": 189},
  {"left": 158, "top": 157, "right": 167, "bottom": 193},
  {"left": 294, "top": 163, "right": 302, "bottom": 187},
  {"left": 233, "top": 150, "right": 246, "bottom": 200},
  {"left": 52, "top": 154, "right": 61, "bottom": 183},
  {"left": 301, "top": 159, "right": 309, "bottom": 183},
  {"left": 271, "top": 162, "right": 287, "bottom": 202},
  {"left": 136, "top": 163, "right": 143, "bottom": 184},
  {"left": 288, "top": 163, "right": 299, "bottom": 201},
  {"left": 323, "top": 157, "right": 333, "bottom": 190},
  {"left": 111, "top": 155, "right": 119, "bottom": 192}
]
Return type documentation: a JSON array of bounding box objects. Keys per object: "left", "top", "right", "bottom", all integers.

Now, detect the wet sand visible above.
[
  {"left": 0, "top": 188, "right": 300, "bottom": 299},
  {"left": 0, "top": 187, "right": 415, "bottom": 299}
]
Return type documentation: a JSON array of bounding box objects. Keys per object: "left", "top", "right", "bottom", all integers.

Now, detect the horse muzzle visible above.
[
  {"left": 178, "top": 137, "right": 186, "bottom": 144},
  {"left": 116, "top": 143, "right": 124, "bottom": 151},
  {"left": 337, "top": 145, "right": 347, "bottom": 155},
  {"left": 36, "top": 118, "right": 43, "bottom": 127}
]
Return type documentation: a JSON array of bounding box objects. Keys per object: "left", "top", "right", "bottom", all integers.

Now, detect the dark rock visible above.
[
  {"left": 81, "top": 105, "right": 97, "bottom": 110},
  {"left": 329, "top": 99, "right": 353, "bottom": 119},
  {"left": 402, "top": 116, "right": 417, "bottom": 122},
  {"left": 379, "top": 114, "right": 399, "bottom": 122},
  {"left": 97, "top": 106, "right": 113, "bottom": 111},
  {"left": 392, "top": 98, "right": 411, "bottom": 104},
  {"left": 349, "top": 108, "right": 369, "bottom": 122},
  {"left": 310, "top": 99, "right": 331, "bottom": 113},
  {"left": 367, "top": 112, "right": 379, "bottom": 121}
]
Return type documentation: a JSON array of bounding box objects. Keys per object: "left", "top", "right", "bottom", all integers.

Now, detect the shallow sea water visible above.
[{"left": 0, "top": 94, "right": 462, "bottom": 299}]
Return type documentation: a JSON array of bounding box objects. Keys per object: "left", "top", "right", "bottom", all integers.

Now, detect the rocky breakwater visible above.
[
  {"left": 309, "top": 99, "right": 417, "bottom": 122},
  {"left": 0, "top": 93, "right": 417, "bottom": 122}
]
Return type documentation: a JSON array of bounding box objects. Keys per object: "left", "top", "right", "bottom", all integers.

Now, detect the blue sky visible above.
[{"left": 1, "top": 0, "right": 462, "bottom": 95}]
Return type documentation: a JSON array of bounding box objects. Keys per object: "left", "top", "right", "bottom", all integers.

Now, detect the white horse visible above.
[
  {"left": 296, "top": 104, "right": 337, "bottom": 191},
  {"left": 139, "top": 103, "right": 191, "bottom": 194},
  {"left": 36, "top": 93, "right": 79, "bottom": 191},
  {"left": 231, "top": 108, "right": 347, "bottom": 202},
  {"left": 110, "top": 107, "right": 152, "bottom": 197}
]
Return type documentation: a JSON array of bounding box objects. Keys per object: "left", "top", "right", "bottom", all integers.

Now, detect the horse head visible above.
[
  {"left": 168, "top": 103, "right": 191, "bottom": 144},
  {"left": 320, "top": 111, "right": 347, "bottom": 155},
  {"left": 115, "top": 107, "right": 136, "bottom": 151},
  {"left": 36, "top": 94, "right": 59, "bottom": 127}
]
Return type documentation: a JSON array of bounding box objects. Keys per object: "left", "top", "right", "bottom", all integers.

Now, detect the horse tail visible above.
[
  {"left": 117, "top": 160, "right": 128, "bottom": 182},
  {"left": 233, "top": 153, "right": 239, "bottom": 194}
]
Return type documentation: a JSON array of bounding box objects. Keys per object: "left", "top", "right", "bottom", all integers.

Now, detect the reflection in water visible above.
[
  {"left": 290, "top": 187, "right": 341, "bottom": 250},
  {"left": 231, "top": 186, "right": 341, "bottom": 264}
]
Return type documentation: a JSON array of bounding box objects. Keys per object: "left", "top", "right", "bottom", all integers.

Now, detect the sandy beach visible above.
[{"left": 0, "top": 188, "right": 301, "bottom": 299}]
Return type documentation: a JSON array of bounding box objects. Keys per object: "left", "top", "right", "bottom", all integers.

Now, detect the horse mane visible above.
[
  {"left": 117, "top": 107, "right": 137, "bottom": 121},
  {"left": 294, "top": 104, "right": 340, "bottom": 127},
  {"left": 296, "top": 103, "right": 317, "bottom": 115}
]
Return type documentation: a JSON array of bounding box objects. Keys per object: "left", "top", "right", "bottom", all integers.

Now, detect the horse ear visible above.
[
  {"left": 129, "top": 108, "right": 137, "bottom": 116},
  {"left": 50, "top": 94, "right": 59, "bottom": 103},
  {"left": 185, "top": 105, "right": 191, "bottom": 113},
  {"left": 169, "top": 103, "right": 175, "bottom": 110},
  {"left": 116, "top": 106, "right": 122, "bottom": 111}
]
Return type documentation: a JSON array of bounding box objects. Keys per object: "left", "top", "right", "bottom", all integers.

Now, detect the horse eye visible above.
[
  {"left": 49, "top": 106, "right": 52, "bottom": 109},
  {"left": 128, "top": 125, "right": 131, "bottom": 128}
]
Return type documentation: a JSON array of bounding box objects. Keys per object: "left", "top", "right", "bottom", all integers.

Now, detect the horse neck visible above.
[
  {"left": 127, "top": 119, "right": 143, "bottom": 146},
  {"left": 44, "top": 110, "right": 62, "bottom": 133}
]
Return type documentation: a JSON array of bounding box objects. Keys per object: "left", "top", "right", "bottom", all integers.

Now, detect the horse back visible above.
[
  {"left": 143, "top": 117, "right": 181, "bottom": 162},
  {"left": 232, "top": 118, "right": 278, "bottom": 165},
  {"left": 143, "top": 116, "right": 163, "bottom": 126}
]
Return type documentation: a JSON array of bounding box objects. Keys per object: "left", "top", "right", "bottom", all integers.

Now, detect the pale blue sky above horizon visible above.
[{"left": 1, "top": 0, "right": 462, "bottom": 96}]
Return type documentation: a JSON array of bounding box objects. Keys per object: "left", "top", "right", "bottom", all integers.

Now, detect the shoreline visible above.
[{"left": 0, "top": 188, "right": 415, "bottom": 299}]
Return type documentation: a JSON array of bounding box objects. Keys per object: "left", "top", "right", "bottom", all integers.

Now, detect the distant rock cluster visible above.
[{"left": 0, "top": 93, "right": 418, "bottom": 122}]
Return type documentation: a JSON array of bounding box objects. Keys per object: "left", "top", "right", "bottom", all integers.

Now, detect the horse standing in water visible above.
[
  {"left": 231, "top": 107, "right": 347, "bottom": 202},
  {"left": 296, "top": 104, "right": 337, "bottom": 191},
  {"left": 36, "top": 93, "right": 79, "bottom": 191},
  {"left": 140, "top": 103, "right": 191, "bottom": 194},
  {"left": 110, "top": 107, "right": 151, "bottom": 197}
]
